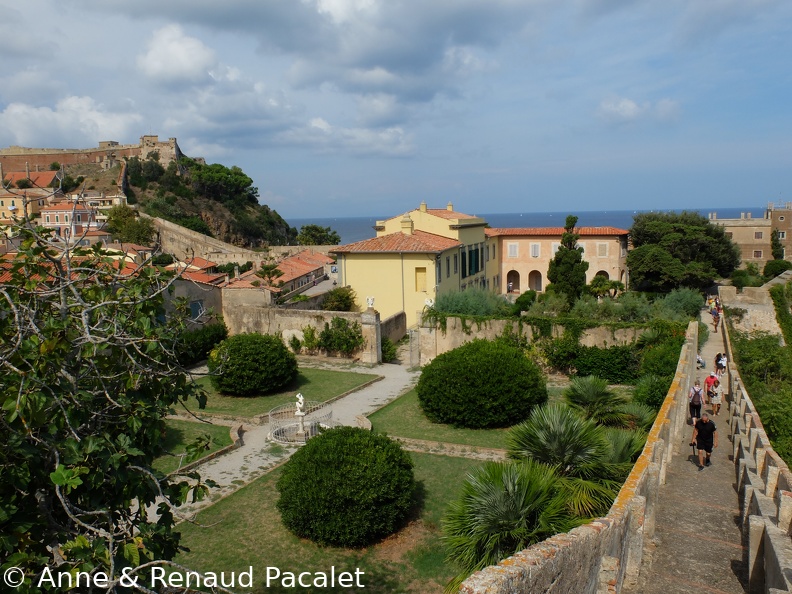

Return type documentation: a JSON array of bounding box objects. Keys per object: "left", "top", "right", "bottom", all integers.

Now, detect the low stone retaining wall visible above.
[
  {"left": 169, "top": 423, "right": 244, "bottom": 476},
  {"left": 722, "top": 317, "right": 792, "bottom": 593},
  {"left": 459, "top": 321, "right": 698, "bottom": 594}
]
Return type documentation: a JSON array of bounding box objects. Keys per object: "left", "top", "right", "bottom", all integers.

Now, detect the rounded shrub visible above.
[
  {"left": 632, "top": 374, "right": 672, "bottom": 409},
  {"left": 764, "top": 259, "right": 792, "bottom": 279},
  {"left": 207, "top": 333, "right": 297, "bottom": 396},
  {"left": 416, "top": 339, "right": 547, "bottom": 429},
  {"left": 276, "top": 427, "right": 415, "bottom": 547}
]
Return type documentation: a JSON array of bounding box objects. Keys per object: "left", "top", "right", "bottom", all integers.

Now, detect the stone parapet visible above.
[{"left": 459, "top": 321, "right": 698, "bottom": 594}]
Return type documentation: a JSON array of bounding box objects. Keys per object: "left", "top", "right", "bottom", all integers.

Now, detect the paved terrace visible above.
[{"left": 634, "top": 323, "right": 748, "bottom": 594}]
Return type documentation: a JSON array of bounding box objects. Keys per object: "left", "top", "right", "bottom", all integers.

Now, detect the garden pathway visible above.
[
  {"left": 172, "top": 349, "right": 420, "bottom": 517},
  {"left": 632, "top": 319, "right": 748, "bottom": 594}
]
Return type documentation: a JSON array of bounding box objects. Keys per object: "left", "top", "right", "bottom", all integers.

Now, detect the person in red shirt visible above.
[{"left": 704, "top": 372, "right": 718, "bottom": 409}]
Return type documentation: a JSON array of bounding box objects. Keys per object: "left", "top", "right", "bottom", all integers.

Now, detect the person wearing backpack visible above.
[{"left": 688, "top": 379, "right": 704, "bottom": 424}]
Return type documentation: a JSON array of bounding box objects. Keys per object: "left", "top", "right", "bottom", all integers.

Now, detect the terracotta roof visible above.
[
  {"left": 276, "top": 250, "right": 332, "bottom": 284},
  {"left": 167, "top": 256, "right": 217, "bottom": 272},
  {"left": 332, "top": 230, "right": 462, "bottom": 254},
  {"left": 40, "top": 202, "right": 95, "bottom": 212},
  {"left": 425, "top": 208, "right": 478, "bottom": 220},
  {"left": 104, "top": 242, "right": 154, "bottom": 253},
  {"left": 485, "top": 226, "right": 629, "bottom": 237},
  {"left": 179, "top": 270, "right": 225, "bottom": 285},
  {"left": 2, "top": 171, "right": 58, "bottom": 187}
]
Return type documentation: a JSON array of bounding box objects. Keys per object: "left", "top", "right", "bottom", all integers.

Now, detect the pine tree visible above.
[{"left": 547, "top": 215, "right": 589, "bottom": 304}]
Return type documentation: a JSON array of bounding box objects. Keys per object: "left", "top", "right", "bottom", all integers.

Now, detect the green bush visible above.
[
  {"left": 512, "top": 290, "right": 537, "bottom": 315},
  {"left": 731, "top": 268, "right": 764, "bottom": 290},
  {"left": 632, "top": 374, "right": 673, "bottom": 409},
  {"left": 276, "top": 427, "right": 415, "bottom": 547},
  {"left": 434, "top": 288, "right": 512, "bottom": 317},
  {"left": 322, "top": 286, "right": 357, "bottom": 311},
  {"left": 654, "top": 288, "right": 705, "bottom": 319},
  {"left": 542, "top": 336, "right": 582, "bottom": 373},
  {"left": 302, "top": 325, "right": 319, "bottom": 353},
  {"left": 381, "top": 337, "right": 399, "bottom": 363},
  {"left": 638, "top": 337, "right": 685, "bottom": 378},
  {"left": 318, "top": 317, "right": 365, "bottom": 356},
  {"left": 175, "top": 322, "right": 228, "bottom": 366},
  {"left": 764, "top": 259, "right": 792, "bottom": 279},
  {"left": 208, "top": 333, "right": 297, "bottom": 396},
  {"left": 770, "top": 284, "right": 792, "bottom": 346},
  {"left": 289, "top": 335, "right": 302, "bottom": 354},
  {"left": 416, "top": 339, "right": 548, "bottom": 428},
  {"left": 574, "top": 345, "right": 639, "bottom": 384}
]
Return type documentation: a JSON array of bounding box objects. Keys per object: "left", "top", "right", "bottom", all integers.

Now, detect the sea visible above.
[{"left": 289, "top": 207, "right": 766, "bottom": 245}]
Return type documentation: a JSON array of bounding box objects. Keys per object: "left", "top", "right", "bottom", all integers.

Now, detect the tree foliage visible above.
[
  {"left": 208, "top": 333, "right": 298, "bottom": 396},
  {"left": 627, "top": 211, "right": 740, "bottom": 292},
  {"left": 276, "top": 427, "right": 415, "bottom": 547},
  {"left": 317, "top": 317, "right": 366, "bottom": 356},
  {"left": 764, "top": 259, "right": 792, "bottom": 279},
  {"left": 322, "top": 286, "right": 357, "bottom": 311},
  {"left": 772, "top": 229, "right": 785, "bottom": 260},
  {"left": 416, "top": 339, "right": 548, "bottom": 429},
  {"left": 546, "top": 215, "right": 589, "bottom": 304},
  {"left": 106, "top": 204, "right": 156, "bottom": 245},
  {"left": 0, "top": 224, "right": 211, "bottom": 589},
  {"left": 297, "top": 224, "right": 341, "bottom": 245}
]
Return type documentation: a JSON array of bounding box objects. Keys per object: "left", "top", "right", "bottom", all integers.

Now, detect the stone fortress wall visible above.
[{"left": 0, "top": 136, "right": 183, "bottom": 172}]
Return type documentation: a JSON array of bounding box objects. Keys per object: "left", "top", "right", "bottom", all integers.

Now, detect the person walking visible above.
[
  {"left": 688, "top": 380, "right": 704, "bottom": 424},
  {"left": 717, "top": 353, "right": 727, "bottom": 377},
  {"left": 711, "top": 309, "right": 720, "bottom": 333},
  {"left": 692, "top": 412, "right": 718, "bottom": 469},
  {"left": 711, "top": 379, "right": 724, "bottom": 416}
]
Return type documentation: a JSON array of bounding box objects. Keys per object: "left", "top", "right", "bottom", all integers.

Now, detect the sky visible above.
[{"left": 0, "top": 0, "right": 790, "bottom": 220}]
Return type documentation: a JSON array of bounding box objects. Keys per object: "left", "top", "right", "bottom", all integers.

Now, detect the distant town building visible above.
[{"left": 707, "top": 203, "right": 792, "bottom": 269}]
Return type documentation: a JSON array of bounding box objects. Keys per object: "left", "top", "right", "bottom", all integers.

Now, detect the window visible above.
[
  {"left": 446, "top": 256, "right": 450, "bottom": 278},
  {"left": 486, "top": 245, "right": 490, "bottom": 261},
  {"left": 55, "top": 215, "right": 59, "bottom": 223},
  {"left": 415, "top": 267, "right": 427, "bottom": 292},
  {"left": 46, "top": 216, "right": 50, "bottom": 223},
  {"left": 551, "top": 242, "right": 560, "bottom": 255},
  {"left": 189, "top": 300, "right": 204, "bottom": 319},
  {"left": 755, "top": 232, "right": 764, "bottom": 239},
  {"left": 76, "top": 214, "right": 82, "bottom": 222},
  {"left": 492, "top": 244, "right": 496, "bottom": 259},
  {"left": 508, "top": 242, "right": 518, "bottom": 258},
  {"left": 64, "top": 215, "right": 69, "bottom": 222},
  {"left": 779, "top": 231, "right": 787, "bottom": 240},
  {"left": 530, "top": 243, "right": 540, "bottom": 258},
  {"left": 780, "top": 216, "right": 786, "bottom": 221},
  {"left": 597, "top": 243, "right": 608, "bottom": 257},
  {"left": 454, "top": 254, "right": 458, "bottom": 274},
  {"left": 753, "top": 250, "right": 763, "bottom": 259},
  {"left": 461, "top": 252, "right": 467, "bottom": 279},
  {"left": 436, "top": 261, "right": 442, "bottom": 285}
]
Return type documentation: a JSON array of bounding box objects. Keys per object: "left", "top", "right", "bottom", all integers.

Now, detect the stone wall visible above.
[
  {"left": 419, "top": 317, "right": 643, "bottom": 364},
  {"left": 220, "top": 290, "right": 381, "bottom": 364},
  {"left": 722, "top": 318, "right": 792, "bottom": 593},
  {"left": 381, "top": 312, "right": 407, "bottom": 343},
  {"left": 460, "top": 321, "right": 698, "bottom": 593}
]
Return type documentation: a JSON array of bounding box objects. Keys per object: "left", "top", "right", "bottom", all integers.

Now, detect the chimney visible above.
[
  {"left": 447, "top": 201, "right": 453, "bottom": 211},
  {"left": 234, "top": 265, "right": 240, "bottom": 278},
  {"left": 25, "top": 162, "right": 30, "bottom": 179},
  {"left": 401, "top": 213, "right": 414, "bottom": 235},
  {"left": 419, "top": 201, "right": 427, "bottom": 213}
]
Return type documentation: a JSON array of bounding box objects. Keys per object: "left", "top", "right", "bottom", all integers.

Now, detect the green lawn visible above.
[
  {"left": 153, "top": 419, "right": 234, "bottom": 475},
  {"left": 191, "top": 368, "right": 380, "bottom": 418},
  {"left": 176, "top": 452, "right": 481, "bottom": 594}
]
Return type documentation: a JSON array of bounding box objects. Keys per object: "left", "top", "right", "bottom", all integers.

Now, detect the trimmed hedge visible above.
[
  {"left": 416, "top": 339, "right": 548, "bottom": 429},
  {"left": 207, "top": 333, "right": 297, "bottom": 396},
  {"left": 175, "top": 322, "right": 228, "bottom": 367},
  {"left": 574, "top": 345, "right": 639, "bottom": 384},
  {"left": 276, "top": 427, "right": 415, "bottom": 547}
]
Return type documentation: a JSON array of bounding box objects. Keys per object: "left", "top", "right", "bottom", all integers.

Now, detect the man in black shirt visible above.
[{"left": 692, "top": 412, "right": 718, "bottom": 469}]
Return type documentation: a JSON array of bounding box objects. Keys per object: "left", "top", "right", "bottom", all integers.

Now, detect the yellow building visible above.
[{"left": 331, "top": 202, "right": 491, "bottom": 327}]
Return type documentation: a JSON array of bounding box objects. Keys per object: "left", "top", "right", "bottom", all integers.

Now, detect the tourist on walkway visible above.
[
  {"left": 717, "top": 353, "right": 727, "bottom": 377},
  {"left": 711, "top": 309, "right": 720, "bottom": 333},
  {"left": 710, "top": 379, "right": 723, "bottom": 416},
  {"left": 704, "top": 371, "right": 717, "bottom": 396},
  {"left": 692, "top": 412, "right": 718, "bottom": 469},
  {"left": 688, "top": 380, "right": 704, "bottom": 424}
]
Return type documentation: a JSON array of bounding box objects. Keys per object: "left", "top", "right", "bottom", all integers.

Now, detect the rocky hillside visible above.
[{"left": 64, "top": 159, "right": 297, "bottom": 248}]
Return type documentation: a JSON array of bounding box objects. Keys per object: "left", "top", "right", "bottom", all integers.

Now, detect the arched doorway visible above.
[
  {"left": 506, "top": 270, "right": 520, "bottom": 293},
  {"left": 595, "top": 270, "right": 609, "bottom": 279},
  {"left": 528, "top": 270, "right": 543, "bottom": 292}
]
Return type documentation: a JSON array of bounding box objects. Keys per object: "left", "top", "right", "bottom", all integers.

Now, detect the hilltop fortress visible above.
[{"left": 0, "top": 135, "right": 184, "bottom": 173}]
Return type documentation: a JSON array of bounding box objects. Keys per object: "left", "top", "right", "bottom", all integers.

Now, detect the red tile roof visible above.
[
  {"left": 276, "top": 250, "right": 332, "bottom": 284},
  {"left": 2, "top": 171, "right": 58, "bottom": 188},
  {"left": 179, "top": 270, "right": 226, "bottom": 285},
  {"left": 40, "top": 202, "right": 95, "bottom": 212},
  {"left": 485, "top": 226, "right": 629, "bottom": 237},
  {"left": 332, "top": 230, "right": 462, "bottom": 254},
  {"left": 167, "top": 256, "right": 217, "bottom": 271},
  {"left": 425, "top": 208, "right": 478, "bottom": 220}
]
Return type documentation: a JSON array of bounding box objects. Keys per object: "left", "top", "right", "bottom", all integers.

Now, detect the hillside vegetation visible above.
[{"left": 64, "top": 155, "right": 296, "bottom": 248}]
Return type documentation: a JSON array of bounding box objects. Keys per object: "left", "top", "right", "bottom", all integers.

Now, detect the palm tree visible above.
[
  {"left": 442, "top": 460, "right": 578, "bottom": 592},
  {"left": 619, "top": 402, "right": 657, "bottom": 432},
  {"left": 563, "top": 375, "right": 629, "bottom": 427}
]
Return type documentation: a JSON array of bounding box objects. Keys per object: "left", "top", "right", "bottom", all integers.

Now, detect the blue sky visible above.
[{"left": 0, "top": 0, "right": 790, "bottom": 219}]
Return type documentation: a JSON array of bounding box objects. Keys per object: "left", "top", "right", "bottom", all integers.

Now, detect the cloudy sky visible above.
[{"left": 0, "top": 0, "right": 790, "bottom": 219}]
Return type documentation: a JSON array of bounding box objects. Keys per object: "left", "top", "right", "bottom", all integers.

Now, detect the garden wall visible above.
[
  {"left": 419, "top": 317, "right": 643, "bottom": 364},
  {"left": 221, "top": 291, "right": 381, "bottom": 364},
  {"left": 381, "top": 311, "right": 407, "bottom": 343},
  {"left": 459, "top": 321, "right": 698, "bottom": 594},
  {"left": 722, "top": 316, "right": 792, "bottom": 593}
]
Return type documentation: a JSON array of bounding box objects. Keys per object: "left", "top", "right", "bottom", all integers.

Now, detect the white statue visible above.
[
  {"left": 295, "top": 393, "right": 305, "bottom": 414},
  {"left": 366, "top": 296, "right": 375, "bottom": 308}
]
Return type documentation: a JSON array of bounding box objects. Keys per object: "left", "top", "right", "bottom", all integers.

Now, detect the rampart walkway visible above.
[{"left": 634, "top": 323, "right": 748, "bottom": 594}]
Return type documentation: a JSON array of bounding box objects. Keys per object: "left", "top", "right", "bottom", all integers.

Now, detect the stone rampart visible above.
[
  {"left": 460, "top": 321, "right": 698, "bottom": 593},
  {"left": 722, "top": 316, "right": 792, "bottom": 593},
  {"left": 419, "top": 317, "right": 643, "bottom": 364}
]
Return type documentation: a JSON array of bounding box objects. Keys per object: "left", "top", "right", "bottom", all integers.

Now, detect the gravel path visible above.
[{"left": 171, "top": 352, "right": 420, "bottom": 517}]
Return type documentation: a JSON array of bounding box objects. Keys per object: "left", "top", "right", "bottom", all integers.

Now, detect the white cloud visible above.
[
  {"left": 276, "top": 118, "right": 414, "bottom": 156},
  {"left": 0, "top": 97, "right": 142, "bottom": 147},
  {"left": 597, "top": 96, "right": 680, "bottom": 124},
  {"left": 137, "top": 25, "right": 219, "bottom": 85}
]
